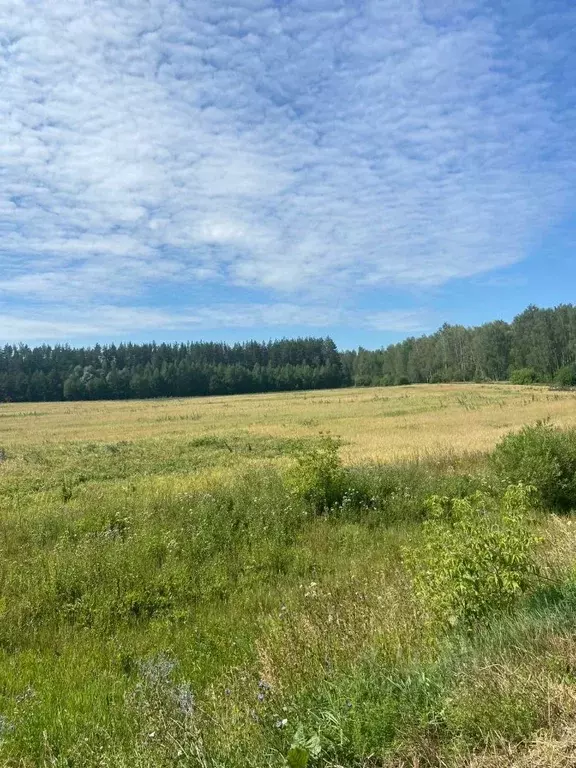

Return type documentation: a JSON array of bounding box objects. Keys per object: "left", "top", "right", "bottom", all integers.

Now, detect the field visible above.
[
  {"left": 2, "top": 383, "right": 576, "bottom": 766},
  {"left": 3, "top": 382, "right": 576, "bottom": 459}
]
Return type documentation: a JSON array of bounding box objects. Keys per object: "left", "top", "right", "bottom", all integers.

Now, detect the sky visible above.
[{"left": 1, "top": 0, "right": 575, "bottom": 350}]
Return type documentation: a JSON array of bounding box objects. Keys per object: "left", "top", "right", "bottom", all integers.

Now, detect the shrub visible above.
[
  {"left": 404, "top": 485, "right": 540, "bottom": 629},
  {"left": 554, "top": 364, "right": 576, "bottom": 388},
  {"left": 510, "top": 367, "right": 537, "bottom": 385},
  {"left": 285, "top": 436, "right": 346, "bottom": 514},
  {"left": 491, "top": 422, "right": 576, "bottom": 510}
]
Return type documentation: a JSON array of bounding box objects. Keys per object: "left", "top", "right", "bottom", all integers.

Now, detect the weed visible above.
[
  {"left": 404, "top": 484, "right": 541, "bottom": 630},
  {"left": 285, "top": 435, "right": 346, "bottom": 514}
]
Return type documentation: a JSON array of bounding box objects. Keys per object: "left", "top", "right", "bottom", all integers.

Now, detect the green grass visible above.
[{"left": 1, "top": 412, "right": 576, "bottom": 766}]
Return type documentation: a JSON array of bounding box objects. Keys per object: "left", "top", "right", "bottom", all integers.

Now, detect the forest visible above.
[{"left": 2, "top": 303, "right": 576, "bottom": 402}]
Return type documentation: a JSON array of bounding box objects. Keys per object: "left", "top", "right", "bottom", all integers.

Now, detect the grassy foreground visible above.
[{"left": 1, "top": 384, "right": 576, "bottom": 766}]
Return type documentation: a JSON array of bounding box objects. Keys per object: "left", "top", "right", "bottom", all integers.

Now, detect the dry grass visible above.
[
  {"left": 470, "top": 724, "right": 576, "bottom": 767},
  {"left": 2, "top": 383, "right": 576, "bottom": 463}
]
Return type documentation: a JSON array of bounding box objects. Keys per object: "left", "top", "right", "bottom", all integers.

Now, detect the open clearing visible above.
[
  {"left": 2, "top": 382, "right": 576, "bottom": 461},
  {"left": 2, "top": 383, "right": 576, "bottom": 767}
]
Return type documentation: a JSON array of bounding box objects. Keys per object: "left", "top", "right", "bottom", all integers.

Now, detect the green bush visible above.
[
  {"left": 510, "top": 367, "right": 537, "bottom": 384},
  {"left": 285, "top": 436, "right": 346, "bottom": 514},
  {"left": 491, "top": 422, "right": 576, "bottom": 510},
  {"left": 404, "top": 485, "right": 540, "bottom": 629},
  {"left": 554, "top": 364, "right": 576, "bottom": 388}
]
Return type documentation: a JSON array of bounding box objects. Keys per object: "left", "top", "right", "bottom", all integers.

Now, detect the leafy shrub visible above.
[
  {"left": 285, "top": 436, "right": 346, "bottom": 514},
  {"left": 491, "top": 422, "right": 576, "bottom": 510},
  {"left": 405, "top": 485, "right": 540, "bottom": 629},
  {"left": 510, "top": 367, "right": 537, "bottom": 384},
  {"left": 554, "top": 364, "right": 576, "bottom": 388}
]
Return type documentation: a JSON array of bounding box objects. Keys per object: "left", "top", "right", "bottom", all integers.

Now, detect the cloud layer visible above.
[
  {"left": 1, "top": 0, "right": 575, "bottom": 341},
  {"left": 0, "top": 304, "right": 429, "bottom": 343}
]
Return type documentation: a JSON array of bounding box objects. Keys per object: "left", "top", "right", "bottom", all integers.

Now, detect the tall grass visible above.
[{"left": 0, "top": 416, "right": 576, "bottom": 765}]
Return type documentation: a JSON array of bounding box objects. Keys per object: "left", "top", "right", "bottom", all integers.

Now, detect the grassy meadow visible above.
[{"left": 2, "top": 383, "right": 576, "bottom": 766}]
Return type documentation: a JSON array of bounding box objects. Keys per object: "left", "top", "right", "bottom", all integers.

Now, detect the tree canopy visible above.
[{"left": 2, "top": 304, "right": 576, "bottom": 402}]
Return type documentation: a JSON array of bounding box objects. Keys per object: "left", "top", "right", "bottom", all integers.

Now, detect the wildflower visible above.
[
  {"left": 138, "top": 653, "right": 176, "bottom": 686},
  {"left": 174, "top": 683, "right": 195, "bottom": 716},
  {"left": 275, "top": 718, "right": 288, "bottom": 729}
]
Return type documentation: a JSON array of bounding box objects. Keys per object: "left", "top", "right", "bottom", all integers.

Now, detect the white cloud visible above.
[
  {"left": 0, "top": 0, "right": 574, "bottom": 338},
  {"left": 0, "top": 304, "right": 430, "bottom": 343},
  {"left": 364, "top": 310, "right": 431, "bottom": 334}
]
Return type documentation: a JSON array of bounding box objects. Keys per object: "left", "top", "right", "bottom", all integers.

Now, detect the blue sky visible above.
[{"left": 1, "top": 0, "right": 575, "bottom": 350}]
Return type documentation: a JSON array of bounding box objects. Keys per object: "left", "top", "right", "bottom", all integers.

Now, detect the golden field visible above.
[{"left": 2, "top": 382, "right": 576, "bottom": 462}]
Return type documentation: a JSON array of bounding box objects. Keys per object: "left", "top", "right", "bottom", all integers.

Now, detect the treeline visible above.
[
  {"left": 350, "top": 304, "right": 576, "bottom": 387},
  {"left": 2, "top": 304, "right": 576, "bottom": 402},
  {"left": 0, "top": 338, "right": 344, "bottom": 402}
]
